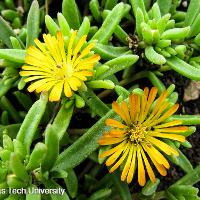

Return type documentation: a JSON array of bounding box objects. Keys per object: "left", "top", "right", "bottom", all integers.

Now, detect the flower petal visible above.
[
  {"left": 64, "top": 81, "right": 72, "bottom": 97},
  {"left": 140, "top": 147, "right": 156, "bottom": 183},
  {"left": 106, "top": 119, "right": 127, "bottom": 129},
  {"left": 112, "top": 101, "right": 129, "bottom": 125},
  {"left": 121, "top": 145, "right": 134, "bottom": 182},
  {"left": 127, "top": 147, "right": 137, "bottom": 183},
  {"left": 153, "top": 120, "right": 182, "bottom": 128},
  {"left": 147, "top": 136, "right": 179, "bottom": 156},
  {"left": 137, "top": 146, "right": 146, "bottom": 186},
  {"left": 98, "top": 137, "right": 125, "bottom": 145},
  {"left": 109, "top": 144, "right": 130, "bottom": 173},
  {"left": 49, "top": 81, "right": 64, "bottom": 101},
  {"left": 149, "top": 132, "right": 185, "bottom": 142},
  {"left": 99, "top": 141, "right": 127, "bottom": 158},
  {"left": 142, "top": 143, "right": 170, "bottom": 169}
]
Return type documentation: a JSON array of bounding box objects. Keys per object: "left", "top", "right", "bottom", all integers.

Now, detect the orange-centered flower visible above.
[
  {"left": 20, "top": 31, "right": 100, "bottom": 101},
  {"left": 99, "top": 87, "right": 188, "bottom": 186}
]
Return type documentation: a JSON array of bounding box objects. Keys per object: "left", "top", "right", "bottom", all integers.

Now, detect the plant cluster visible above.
[{"left": 0, "top": 0, "right": 200, "bottom": 200}]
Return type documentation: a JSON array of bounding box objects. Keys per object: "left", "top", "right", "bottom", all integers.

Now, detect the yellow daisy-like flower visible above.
[
  {"left": 99, "top": 87, "right": 189, "bottom": 186},
  {"left": 20, "top": 31, "right": 100, "bottom": 101}
]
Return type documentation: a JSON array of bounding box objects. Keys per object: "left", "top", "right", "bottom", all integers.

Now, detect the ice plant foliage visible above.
[
  {"left": 99, "top": 87, "right": 189, "bottom": 186},
  {"left": 20, "top": 31, "right": 100, "bottom": 101}
]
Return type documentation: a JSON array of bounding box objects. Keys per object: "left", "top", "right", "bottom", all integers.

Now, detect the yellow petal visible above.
[
  {"left": 153, "top": 104, "right": 179, "bottom": 125},
  {"left": 75, "top": 71, "right": 93, "bottom": 77},
  {"left": 83, "top": 54, "right": 101, "bottom": 63},
  {"left": 153, "top": 120, "right": 182, "bottom": 128},
  {"left": 137, "top": 146, "right": 146, "bottom": 186},
  {"left": 72, "top": 35, "right": 87, "bottom": 63},
  {"left": 142, "top": 143, "right": 170, "bottom": 169},
  {"left": 64, "top": 81, "right": 72, "bottom": 97},
  {"left": 129, "top": 94, "right": 136, "bottom": 122},
  {"left": 121, "top": 145, "right": 134, "bottom": 181},
  {"left": 154, "top": 126, "right": 188, "bottom": 133},
  {"left": 127, "top": 147, "right": 137, "bottom": 183},
  {"left": 22, "top": 65, "right": 53, "bottom": 73},
  {"left": 109, "top": 144, "right": 130, "bottom": 173},
  {"left": 68, "top": 77, "right": 81, "bottom": 91},
  {"left": 73, "top": 72, "right": 87, "bottom": 81},
  {"left": 67, "top": 30, "right": 77, "bottom": 63},
  {"left": 109, "top": 129, "right": 127, "bottom": 137},
  {"left": 27, "top": 78, "right": 53, "bottom": 92},
  {"left": 99, "top": 141, "right": 126, "bottom": 158},
  {"left": 98, "top": 137, "right": 124, "bottom": 145},
  {"left": 20, "top": 71, "right": 50, "bottom": 76},
  {"left": 140, "top": 147, "right": 156, "bottom": 183},
  {"left": 142, "top": 87, "right": 158, "bottom": 122},
  {"left": 147, "top": 136, "right": 179, "bottom": 156},
  {"left": 25, "top": 56, "right": 55, "bottom": 69},
  {"left": 75, "top": 63, "right": 94, "bottom": 70},
  {"left": 138, "top": 87, "right": 148, "bottom": 123},
  {"left": 112, "top": 101, "right": 129, "bottom": 125},
  {"left": 147, "top": 151, "right": 167, "bottom": 176},
  {"left": 36, "top": 81, "right": 55, "bottom": 93},
  {"left": 49, "top": 81, "right": 64, "bottom": 102},
  {"left": 105, "top": 147, "right": 125, "bottom": 166},
  {"left": 80, "top": 43, "right": 95, "bottom": 58},
  {"left": 135, "top": 94, "right": 141, "bottom": 122},
  {"left": 57, "top": 32, "right": 66, "bottom": 62},
  {"left": 24, "top": 75, "right": 47, "bottom": 82},
  {"left": 152, "top": 90, "right": 168, "bottom": 116},
  {"left": 149, "top": 132, "right": 185, "bottom": 142},
  {"left": 106, "top": 119, "right": 127, "bottom": 129},
  {"left": 121, "top": 101, "right": 131, "bottom": 125},
  {"left": 43, "top": 34, "right": 61, "bottom": 63},
  {"left": 34, "top": 38, "right": 48, "bottom": 53},
  {"left": 75, "top": 55, "right": 100, "bottom": 69},
  {"left": 143, "top": 101, "right": 169, "bottom": 127}
]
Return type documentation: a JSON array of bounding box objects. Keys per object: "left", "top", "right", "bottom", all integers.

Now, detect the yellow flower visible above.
[
  {"left": 99, "top": 87, "right": 188, "bottom": 186},
  {"left": 20, "top": 31, "right": 100, "bottom": 101}
]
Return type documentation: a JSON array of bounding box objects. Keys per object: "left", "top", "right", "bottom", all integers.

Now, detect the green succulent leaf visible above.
[
  {"left": 0, "top": 49, "right": 25, "bottom": 63},
  {"left": 62, "top": 0, "right": 82, "bottom": 29},
  {"left": 92, "top": 3, "right": 125, "bottom": 44},
  {"left": 26, "top": 0, "right": 40, "bottom": 48},
  {"left": 145, "top": 46, "right": 166, "bottom": 65},
  {"left": 167, "top": 56, "right": 200, "bottom": 81}
]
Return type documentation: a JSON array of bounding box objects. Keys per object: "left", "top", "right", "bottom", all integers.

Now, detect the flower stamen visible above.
[{"left": 128, "top": 124, "right": 148, "bottom": 145}]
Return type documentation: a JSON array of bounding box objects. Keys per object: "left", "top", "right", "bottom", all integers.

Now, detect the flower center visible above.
[
  {"left": 128, "top": 124, "right": 148, "bottom": 145},
  {"left": 54, "top": 62, "right": 74, "bottom": 80},
  {"left": 65, "top": 63, "right": 74, "bottom": 78}
]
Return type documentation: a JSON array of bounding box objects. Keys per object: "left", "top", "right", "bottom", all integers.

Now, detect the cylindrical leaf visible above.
[
  {"left": 17, "top": 93, "right": 48, "bottom": 154},
  {"left": 26, "top": 0, "right": 40, "bottom": 47}
]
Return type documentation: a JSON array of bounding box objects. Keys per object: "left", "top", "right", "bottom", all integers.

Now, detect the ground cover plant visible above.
[{"left": 0, "top": 0, "right": 200, "bottom": 199}]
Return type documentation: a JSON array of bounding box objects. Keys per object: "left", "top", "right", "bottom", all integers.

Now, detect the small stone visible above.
[{"left": 184, "top": 81, "right": 200, "bottom": 101}]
